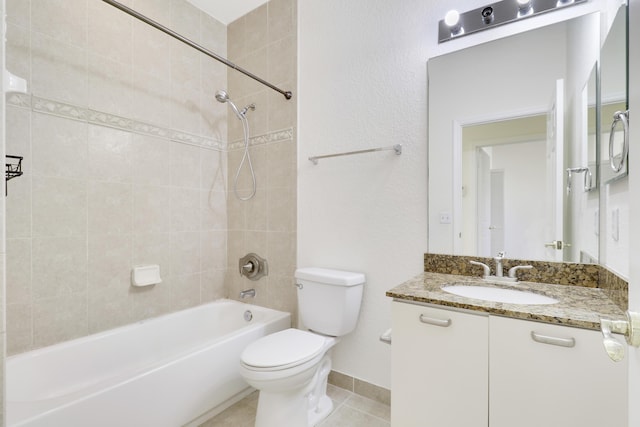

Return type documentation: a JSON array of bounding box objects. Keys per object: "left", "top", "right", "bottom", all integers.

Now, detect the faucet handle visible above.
[
  {"left": 495, "top": 251, "right": 505, "bottom": 259},
  {"left": 470, "top": 260, "right": 491, "bottom": 277},
  {"left": 507, "top": 265, "right": 533, "bottom": 278}
]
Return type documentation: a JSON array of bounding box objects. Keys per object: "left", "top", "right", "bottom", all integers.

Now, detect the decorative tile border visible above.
[
  {"left": 7, "top": 93, "right": 292, "bottom": 152},
  {"left": 228, "top": 127, "right": 294, "bottom": 150}
]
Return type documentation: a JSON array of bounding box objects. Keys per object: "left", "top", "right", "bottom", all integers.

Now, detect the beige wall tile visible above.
[
  {"left": 201, "top": 13, "right": 227, "bottom": 56},
  {"left": 89, "top": 234, "right": 133, "bottom": 291},
  {"left": 200, "top": 148, "right": 227, "bottom": 191},
  {"left": 201, "top": 230, "right": 227, "bottom": 271},
  {"left": 6, "top": 23, "right": 30, "bottom": 84},
  {"left": 31, "top": 33, "right": 88, "bottom": 106},
  {"left": 266, "top": 140, "right": 294, "bottom": 189},
  {"left": 202, "top": 190, "right": 227, "bottom": 231},
  {"left": 132, "top": 69, "right": 172, "bottom": 126},
  {"left": 31, "top": 237, "right": 87, "bottom": 300},
  {"left": 130, "top": 279, "right": 172, "bottom": 321},
  {"left": 32, "top": 0, "right": 88, "bottom": 48},
  {"left": 170, "top": 0, "right": 202, "bottom": 44},
  {"left": 268, "top": 0, "right": 295, "bottom": 42},
  {"left": 33, "top": 292, "right": 88, "bottom": 348},
  {"left": 171, "top": 231, "right": 202, "bottom": 275},
  {"left": 133, "top": 21, "right": 172, "bottom": 82},
  {"left": 227, "top": 16, "right": 246, "bottom": 62},
  {"left": 171, "top": 143, "right": 202, "bottom": 188},
  {"left": 88, "top": 125, "right": 134, "bottom": 183},
  {"left": 88, "top": 181, "right": 133, "bottom": 235},
  {"left": 201, "top": 269, "right": 226, "bottom": 302},
  {"left": 245, "top": 4, "right": 269, "bottom": 53},
  {"left": 132, "top": 134, "right": 172, "bottom": 186},
  {"left": 171, "top": 187, "right": 201, "bottom": 232},
  {"left": 133, "top": 232, "right": 173, "bottom": 277},
  {"left": 133, "top": 184, "right": 172, "bottom": 233},
  {"left": 88, "top": 284, "right": 134, "bottom": 334},
  {"left": 32, "top": 113, "right": 87, "bottom": 179},
  {"left": 6, "top": 303, "right": 33, "bottom": 355},
  {"left": 6, "top": 107, "right": 31, "bottom": 239},
  {"left": 132, "top": 0, "right": 171, "bottom": 24},
  {"left": 32, "top": 176, "right": 87, "bottom": 237},
  {"left": 6, "top": 0, "right": 30, "bottom": 28},
  {"left": 6, "top": 238, "right": 31, "bottom": 304},
  {"left": 88, "top": 54, "right": 134, "bottom": 118},
  {"left": 88, "top": 0, "right": 134, "bottom": 65},
  {"left": 268, "top": 36, "right": 295, "bottom": 84},
  {"left": 170, "top": 272, "right": 201, "bottom": 311}
]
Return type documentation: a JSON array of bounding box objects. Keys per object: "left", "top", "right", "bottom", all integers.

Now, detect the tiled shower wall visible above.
[
  {"left": 225, "top": 0, "right": 298, "bottom": 320},
  {"left": 4, "top": 0, "right": 230, "bottom": 354},
  {"left": 4, "top": 0, "right": 298, "bottom": 357}
]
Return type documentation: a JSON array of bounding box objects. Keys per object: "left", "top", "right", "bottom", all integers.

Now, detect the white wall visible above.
[
  {"left": 297, "top": 0, "right": 430, "bottom": 389},
  {"left": 298, "top": 0, "right": 620, "bottom": 390}
]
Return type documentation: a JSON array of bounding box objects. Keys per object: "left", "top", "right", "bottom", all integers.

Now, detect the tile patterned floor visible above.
[{"left": 199, "top": 384, "right": 390, "bottom": 427}]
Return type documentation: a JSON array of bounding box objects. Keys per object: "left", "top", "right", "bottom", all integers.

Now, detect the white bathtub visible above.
[{"left": 7, "top": 299, "right": 291, "bottom": 427}]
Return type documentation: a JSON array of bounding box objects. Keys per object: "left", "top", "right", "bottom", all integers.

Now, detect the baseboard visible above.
[{"left": 327, "top": 370, "right": 391, "bottom": 406}]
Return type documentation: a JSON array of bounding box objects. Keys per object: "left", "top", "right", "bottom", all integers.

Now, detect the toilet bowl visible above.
[
  {"left": 240, "top": 328, "right": 336, "bottom": 427},
  {"left": 239, "top": 268, "right": 365, "bottom": 427}
]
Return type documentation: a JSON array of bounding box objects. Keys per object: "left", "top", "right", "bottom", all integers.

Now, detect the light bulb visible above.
[
  {"left": 444, "top": 9, "right": 463, "bottom": 36},
  {"left": 517, "top": 0, "right": 531, "bottom": 9}
]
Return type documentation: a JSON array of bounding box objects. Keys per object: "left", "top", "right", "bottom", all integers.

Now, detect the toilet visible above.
[{"left": 239, "top": 267, "right": 365, "bottom": 427}]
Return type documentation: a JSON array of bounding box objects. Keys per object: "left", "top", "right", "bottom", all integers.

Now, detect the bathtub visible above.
[{"left": 7, "top": 299, "right": 291, "bottom": 427}]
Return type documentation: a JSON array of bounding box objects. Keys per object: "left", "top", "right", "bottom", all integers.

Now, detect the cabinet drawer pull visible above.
[
  {"left": 531, "top": 331, "right": 575, "bottom": 348},
  {"left": 419, "top": 314, "right": 451, "bottom": 327}
]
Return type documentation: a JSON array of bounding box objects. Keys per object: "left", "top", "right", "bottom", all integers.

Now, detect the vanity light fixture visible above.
[{"left": 438, "top": 0, "right": 587, "bottom": 43}]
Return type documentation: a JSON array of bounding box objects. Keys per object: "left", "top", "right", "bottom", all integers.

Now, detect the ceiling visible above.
[{"left": 186, "top": 0, "right": 269, "bottom": 25}]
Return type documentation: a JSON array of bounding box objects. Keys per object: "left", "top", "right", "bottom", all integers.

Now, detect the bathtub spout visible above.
[{"left": 240, "top": 289, "right": 256, "bottom": 299}]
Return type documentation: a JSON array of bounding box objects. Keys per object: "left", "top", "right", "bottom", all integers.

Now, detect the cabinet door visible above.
[
  {"left": 489, "top": 316, "right": 628, "bottom": 427},
  {"left": 391, "top": 301, "right": 489, "bottom": 427}
]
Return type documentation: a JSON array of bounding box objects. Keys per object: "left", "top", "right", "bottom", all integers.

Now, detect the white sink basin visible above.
[{"left": 441, "top": 284, "right": 559, "bottom": 305}]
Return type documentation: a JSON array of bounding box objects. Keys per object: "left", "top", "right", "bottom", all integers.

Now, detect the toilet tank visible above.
[{"left": 295, "top": 268, "right": 365, "bottom": 337}]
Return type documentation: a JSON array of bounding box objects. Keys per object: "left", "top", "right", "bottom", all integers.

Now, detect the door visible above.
[
  {"left": 490, "top": 170, "right": 505, "bottom": 255},
  {"left": 544, "top": 79, "right": 565, "bottom": 261},
  {"left": 476, "top": 147, "right": 491, "bottom": 256}
]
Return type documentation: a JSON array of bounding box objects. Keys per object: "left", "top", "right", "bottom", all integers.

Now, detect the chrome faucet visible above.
[
  {"left": 494, "top": 251, "right": 505, "bottom": 277},
  {"left": 469, "top": 252, "right": 533, "bottom": 283},
  {"left": 239, "top": 289, "right": 256, "bottom": 299}
]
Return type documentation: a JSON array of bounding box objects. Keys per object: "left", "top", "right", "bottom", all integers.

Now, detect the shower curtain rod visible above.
[{"left": 101, "top": 0, "right": 293, "bottom": 100}]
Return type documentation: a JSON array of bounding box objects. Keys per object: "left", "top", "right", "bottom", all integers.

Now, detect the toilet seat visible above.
[{"left": 241, "top": 329, "right": 330, "bottom": 372}]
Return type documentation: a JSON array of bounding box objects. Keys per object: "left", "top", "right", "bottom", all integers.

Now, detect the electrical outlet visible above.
[{"left": 439, "top": 212, "right": 452, "bottom": 224}]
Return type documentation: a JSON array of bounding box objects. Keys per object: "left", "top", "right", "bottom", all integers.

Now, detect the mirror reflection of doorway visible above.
[{"left": 462, "top": 115, "right": 549, "bottom": 260}]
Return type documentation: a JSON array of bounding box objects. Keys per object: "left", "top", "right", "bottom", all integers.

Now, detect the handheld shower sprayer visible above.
[
  {"left": 215, "top": 90, "right": 254, "bottom": 120},
  {"left": 215, "top": 89, "right": 257, "bottom": 201}
]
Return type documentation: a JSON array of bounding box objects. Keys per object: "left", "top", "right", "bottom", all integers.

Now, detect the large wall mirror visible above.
[{"left": 428, "top": 4, "right": 628, "bottom": 270}]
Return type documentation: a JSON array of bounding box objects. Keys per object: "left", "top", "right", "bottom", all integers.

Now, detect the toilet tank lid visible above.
[{"left": 295, "top": 268, "right": 365, "bottom": 286}]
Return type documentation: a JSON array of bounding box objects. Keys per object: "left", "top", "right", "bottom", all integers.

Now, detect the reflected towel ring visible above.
[{"left": 609, "top": 110, "right": 629, "bottom": 173}]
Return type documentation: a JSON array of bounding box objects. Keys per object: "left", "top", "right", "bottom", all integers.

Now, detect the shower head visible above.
[
  {"left": 215, "top": 89, "right": 254, "bottom": 120},
  {"left": 215, "top": 90, "right": 229, "bottom": 104}
]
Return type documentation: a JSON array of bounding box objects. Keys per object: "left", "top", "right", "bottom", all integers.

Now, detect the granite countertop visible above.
[{"left": 386, "top": 272, "right": 627, "bottom": 330}]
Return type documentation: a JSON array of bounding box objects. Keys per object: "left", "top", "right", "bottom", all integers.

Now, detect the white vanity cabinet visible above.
[
  {"left": 391, "top": 301, "right": 628, "bottom": 427},
  {"left": 391, "top": 301, "right": 489, "bottom": 427},
  {"left": 489, "top": 316, "right": 627, "bottom": 427}
]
